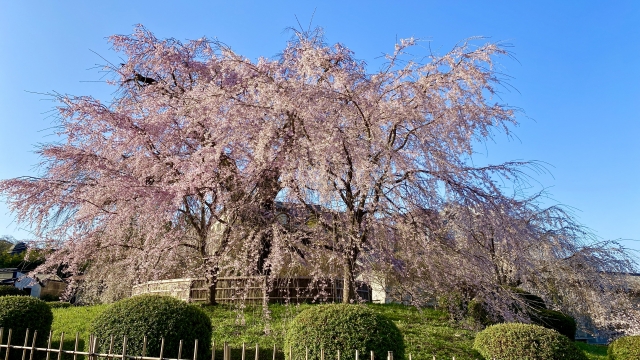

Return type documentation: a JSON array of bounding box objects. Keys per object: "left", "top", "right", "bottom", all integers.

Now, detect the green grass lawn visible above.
[
  {"left": 575, "top": 342, "right": 609, "bottom": 360},
  {"left": 49, "top": 302, "right": 605, "bottom": 360}
]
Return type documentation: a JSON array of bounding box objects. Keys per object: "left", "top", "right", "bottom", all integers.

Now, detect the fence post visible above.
[
  {"left": 0, "top": 328, "right": 3, "bottom": 360},
  {"left": 193, "top": 339, "right": 199, "bottom": 360},
  {"left": 337, "top": 350, "right": 340, "bottom": 360},
  {"left": 159, "top": 338, "right": 165, "bottom": 360},
  {"left": 355, "top": 350, "right": 358, "bottom": 360},
  {"left": 178, "top": 340, "right": 184, "bottom": 360},
  {"left": 21, "top": 328, "right": 29, "bottom": 360},
  {"left": 320, "top": 348, "right": 324, "bottom": 360},
  {"left": 242, "top": 343, "right": 246, "bottom": 360},
  {"left": 29, "top": 331, "right": 37, "bottom": 360},
  {"left": 88, "top": 334, "right": 93, "bottom": 360},
  {"left": 370, "top": 351, "right": 373, "bottom": 360},
  {"left": 272, "top": 345, "right": 276, "bottom": 360},
  {"left": 45, "top": 330, "right": 53, "bottom": 360},
  {"left": 5, "top": 328, "right": 12, "bottom": 360},
  {"left": 91, "top": 334, "right": 97, "bottom": 360},
  {"left": 57, "top": 332, "right": 64, "bottom": 360},
  {"left": 108, "top": 335, "right": 115, "bottom": 360},
  {"left": 288, "top": 346, "right": 291, "bottom": 360},
  {"left": 255, "top": 344, "right": 259, "bottom": 360},
  {"left": 122, "top": 336, "right": 128, "bottom": 360},
  {"left": 212, "top": 341, "right": 215, "bottom": 360},
  {"left": 73, "top": 332, "right": 80, "bottom": 360},
  {"left": 142, "top": 336, "right": 148, "bottom": 358},
  {"left": 305, "top": 347, "right": 308, "bottom": 360}
]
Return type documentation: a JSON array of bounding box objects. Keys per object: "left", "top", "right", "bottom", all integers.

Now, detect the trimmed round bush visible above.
[
  {"left": 608, "top": 335, "right": 640, "bottom": 360},
  {"left": 91, "top": 295, "right": 212, "bottom": 360},
  {"left": 284, "top": 304, "right": 404, "bottom": 360},
  {"left": 531, "top": 309, "right": 577, "bottom": 340},
  {"left": 0, "top": 296, "right": 53, "bottom": 360},
  {"left": 0, "top": 285, "right": 27, "bottom": 297},
  {"left": 474, "top": 323, "right": 587, "bottom": 360}
]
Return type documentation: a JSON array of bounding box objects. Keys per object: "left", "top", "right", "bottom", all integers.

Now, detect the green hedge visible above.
[
  {"left": 46, "top": 301, "right": 72, "bottom": 308},
  {"left": 91, "top": 295, "right": 212, "bottom": 360},
  {"left": 474, "top": 323, "right": 587, "bottom": 360},
  {"left": 40, "top": 294, "right": 60, "bottom": 302},
  {"left": 0, "top": 296, "right": 54, "bottom": 360},
  {"left": 608, "top": 335, "right": 640, "bottom": 360},
  {"left": 284, "top": 304, "right": 404, "bottom": 360},
  {"left": 0, "top": 285, "right": 27, "bottom": 297}
]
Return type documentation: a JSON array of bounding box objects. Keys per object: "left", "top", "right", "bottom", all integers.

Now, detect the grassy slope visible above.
[{"left": 50, "top": 303, "right": 605, "bottom": 360}]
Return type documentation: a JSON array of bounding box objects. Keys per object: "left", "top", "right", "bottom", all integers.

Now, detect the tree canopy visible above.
[{"left": 1, "top": 26, "right": 638, "bottom": 334}]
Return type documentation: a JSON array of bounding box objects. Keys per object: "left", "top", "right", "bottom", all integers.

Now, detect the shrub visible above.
[
  {"left": 530, "top": 308, "right": 577, "bottom": 340},
  {"left": 91, "top": 295, "right": 212, "bottom": 360},
  {"left": 0, "top": 296, "right": 54, "bottom": 360},
  {"left": 608, "top": 335, "right": 640, "bottom": 360},
  {"left": 46, "top": 301, "right": 72, "bottom": 308},
  {"left": 467, "top": 299, "right": 492, "bottom": 326},
  {"left": 0, "top": 285, "right": 27, "bottom": 297},
  {"left": 284, "top": 304, "right": 404, "bottom": 360},
  {"left": 473, "top": 323, "right": 587, "bottom": 360},
  {"left": 40, "top": 294, "right": 60, "bottom": 302}
]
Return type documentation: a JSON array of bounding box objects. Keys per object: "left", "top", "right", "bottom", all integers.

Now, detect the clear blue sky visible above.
[{"left": 1, "top": 1, "right": 638, "bottom": 251}]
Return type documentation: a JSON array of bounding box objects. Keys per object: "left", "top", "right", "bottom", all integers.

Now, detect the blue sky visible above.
[{"left": 1, "top": 1, "right": 638, "bottom": 251}]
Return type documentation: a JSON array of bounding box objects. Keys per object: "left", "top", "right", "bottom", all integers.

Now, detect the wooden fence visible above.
[
  {"left": 0, "top": 328, "right": 472, "bottom": 360},
  {"left": 132, "top": 277, "right": 371, "bottom": 305}
]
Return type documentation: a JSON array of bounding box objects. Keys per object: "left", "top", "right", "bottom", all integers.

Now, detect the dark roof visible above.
[{"left": 8, "top": 242, "right": 27, "bottom": 255}]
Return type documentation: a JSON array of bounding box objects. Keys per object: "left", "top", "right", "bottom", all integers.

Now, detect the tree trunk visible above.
[
  {"left": 207, "top": 266, "right": 219, "bottom": 305},
  {"left": 342, "top": 256, "right": 355, "bottom": 303}
]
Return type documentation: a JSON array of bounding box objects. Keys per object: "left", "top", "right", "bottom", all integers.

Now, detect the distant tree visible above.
[{"left": 0, "top": 235, "right": 15, "bottom": 253}]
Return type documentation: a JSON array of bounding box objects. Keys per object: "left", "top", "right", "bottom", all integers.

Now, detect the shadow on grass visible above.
[{"left": 575, "top": 342, "right": 608, "bottom": 360}]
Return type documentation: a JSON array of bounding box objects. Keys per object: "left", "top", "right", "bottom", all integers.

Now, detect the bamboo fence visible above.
[{"left": 0, "top": 328, "right": 474, "bottom": 360}]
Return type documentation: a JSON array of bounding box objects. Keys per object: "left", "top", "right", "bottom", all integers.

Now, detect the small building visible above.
[
  {"left": 14, "top": 273, "right": 67, "bottom": 299},
  {"left": 0, "top": 268, "right": 20, "bottom": 285}
]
